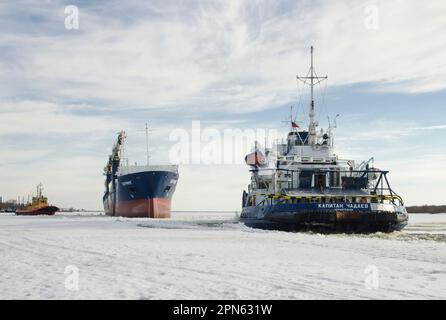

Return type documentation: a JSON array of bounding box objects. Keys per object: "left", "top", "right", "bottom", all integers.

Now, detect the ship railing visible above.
[
  {"left": 250, "top": 168, "right": 403, "bottom": 206},
  {"left": 263, "top": 193, "right": 404, "bottom": 207}
]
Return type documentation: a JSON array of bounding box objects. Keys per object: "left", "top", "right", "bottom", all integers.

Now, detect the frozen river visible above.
[{"left": 0, "top": 212, "right": 445, "bottom": 299}]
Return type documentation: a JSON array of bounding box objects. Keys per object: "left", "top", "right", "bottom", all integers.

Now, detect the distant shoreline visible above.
[{"left": 406, "top": 205, "right": 446, "bottom": 214}]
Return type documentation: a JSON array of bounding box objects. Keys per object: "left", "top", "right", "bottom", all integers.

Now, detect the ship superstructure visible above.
[
  {"left": 241, "top": 47, "right": 408, "bottom": 232},
  {"left": 103, "top": 130, "right": 178, "bottom": 218}
]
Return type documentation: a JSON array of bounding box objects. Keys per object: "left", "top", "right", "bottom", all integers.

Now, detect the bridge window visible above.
[
  {"left": 329, "top": 171, "right": 340, "bottom": 187},
  {"left": 299, "top": 171, "right": 312, "bottom": 188}
]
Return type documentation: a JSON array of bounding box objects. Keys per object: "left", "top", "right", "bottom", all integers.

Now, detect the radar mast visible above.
[{"left": 296, "top": 46, "right": 327, "bottom": 145}]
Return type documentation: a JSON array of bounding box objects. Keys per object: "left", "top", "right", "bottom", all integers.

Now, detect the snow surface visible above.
[{"left": 0, "top": 212, "right": 445, "bottom": 300}]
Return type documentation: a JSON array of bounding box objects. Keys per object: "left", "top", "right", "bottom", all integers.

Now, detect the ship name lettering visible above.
[
  {"left": 318, "top": 203, "right": 369, "bottom": 209},
  {"left": 318, "top": 203, "right": 344, "bottom": 209}
]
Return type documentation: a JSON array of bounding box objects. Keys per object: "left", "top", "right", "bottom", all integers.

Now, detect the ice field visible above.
[{"left": 0, "top": 212, "right": 445, "bottom": 299}]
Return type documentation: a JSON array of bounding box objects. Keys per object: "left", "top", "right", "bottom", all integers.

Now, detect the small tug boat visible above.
[
  {"left": 240, "top": 47, "right": 408, "bottom": 233},
  {"left": 16, "top": 183, "right": 59, "bottom": 216}
]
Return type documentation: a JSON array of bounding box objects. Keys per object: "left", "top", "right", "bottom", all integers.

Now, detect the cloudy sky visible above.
[{"left": 0, "top": 0, "right": 445, "bottom": 210}]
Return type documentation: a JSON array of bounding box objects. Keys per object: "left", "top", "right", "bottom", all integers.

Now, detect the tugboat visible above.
[
  {"left": 16, "top": 183, "right": 59, "bottom": 216},
  {"left": 240, "top": 47, "right": 408, "bottom": 233},
  {"left": 103, "top": 128, "right": 179, "bottom": 218}
]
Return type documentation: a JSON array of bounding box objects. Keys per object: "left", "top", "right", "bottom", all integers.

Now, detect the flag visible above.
[{"left": 291, "top": 121, "right": 299, "bottom": 128}]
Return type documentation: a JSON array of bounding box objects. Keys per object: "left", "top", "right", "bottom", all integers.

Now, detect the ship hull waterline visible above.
[
  {"left": 241, "top": 204, "right": 409, "bottom": 233},
  {"left": 16, "top": 206, "right": 59, "bottom": 216},
  {"left": 104, "top": 198, "right": 172, "bottom": 218}
]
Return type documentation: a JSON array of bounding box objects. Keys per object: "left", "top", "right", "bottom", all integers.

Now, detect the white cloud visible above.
[
  {"left": 0, "top": 100, "right": 126, "bottom": 135},
  {"left": 1, "top": 0, "right": 446, "bottom": 114},
  {"left": 411, "top": 125, "right": 446, "bottom": 131},
  {"left": 336, "top": 120, "right": 446, "bottom": 144}
]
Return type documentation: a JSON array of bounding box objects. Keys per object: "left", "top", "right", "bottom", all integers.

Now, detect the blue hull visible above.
[{"left": 103, "top": 170, "right": 178, "bottom": 217}]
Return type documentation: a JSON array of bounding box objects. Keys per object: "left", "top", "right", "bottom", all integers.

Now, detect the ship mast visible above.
[
  {"left": 296, "top": 46, "right": 327, "bottom": 145},
  {"left": 145, "top": 123, "right": 150, "bottom": 165},
  {"left": 138, "top": 123, "right": 151, "bottom": 166},
  {"left": 37, "top": 183, "right": 43, "bottom": 198}
]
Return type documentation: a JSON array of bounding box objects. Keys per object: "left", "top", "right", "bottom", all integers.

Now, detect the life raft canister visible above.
[{"left": 245, "top": 151, "right": 266, "bottom": 167}]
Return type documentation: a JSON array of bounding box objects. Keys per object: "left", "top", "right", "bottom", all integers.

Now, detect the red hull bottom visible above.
[
  {"left": 16, "top": 206, "right": 59, "bottom": 216},
  {"left": 106, "top": 198, "right": 171, "bottom": 218}
]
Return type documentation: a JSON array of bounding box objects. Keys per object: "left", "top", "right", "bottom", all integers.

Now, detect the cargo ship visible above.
[
  {"left": 240, "top": 47, "right": 408, "bottom": 233},
  {"left": 16, "top": 183, "right": 59, "bottom": 216},
  {"left": 103, "top": 130, "right": 178, "bottom": 218}
]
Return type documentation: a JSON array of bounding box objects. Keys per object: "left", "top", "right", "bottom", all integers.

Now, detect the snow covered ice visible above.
[{"left": 0, "top": 212, "right": 445, "bottom": 299}]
